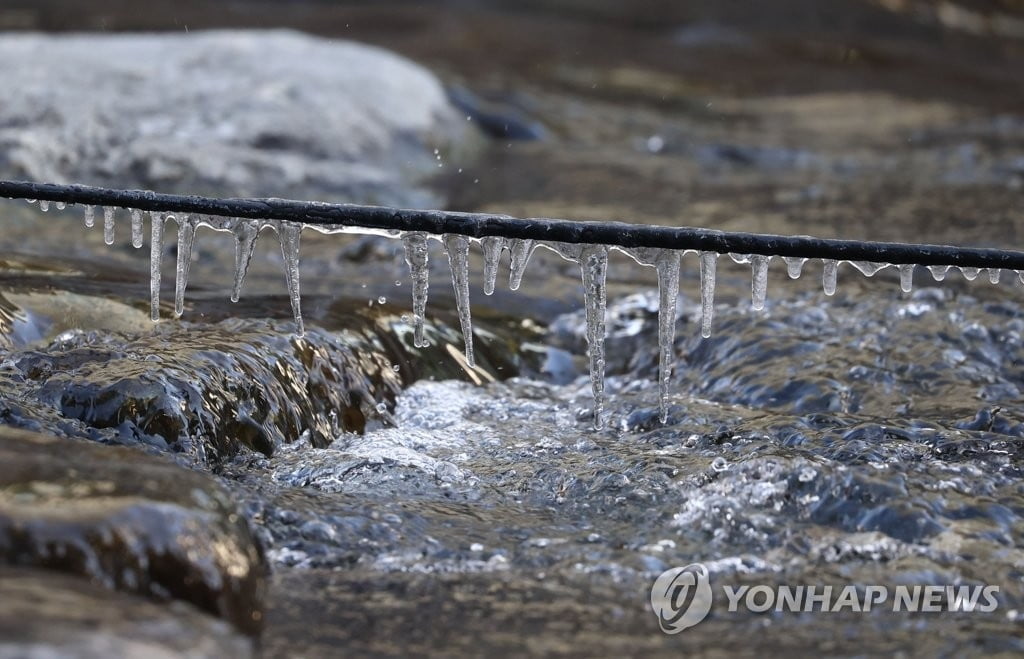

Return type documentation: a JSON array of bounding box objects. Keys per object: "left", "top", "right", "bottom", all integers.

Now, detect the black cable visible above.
[{"left": 1, "top": 179, "right": 1022, "bottom": 270}]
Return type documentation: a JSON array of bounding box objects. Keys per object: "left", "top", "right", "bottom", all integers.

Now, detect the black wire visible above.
[{"left": 1, "top": 179, "right": 1022, "bottom": 270}]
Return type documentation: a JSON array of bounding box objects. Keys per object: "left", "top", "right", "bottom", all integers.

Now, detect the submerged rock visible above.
[
  {"left": 0, "top": 426, "right": 267, "bottom": 635},
  {"left": 0, "top": 567, "right": 252, "bottom": 658},
  {"left": 0, "top": 30, "right": 473, "bottom": 206}
]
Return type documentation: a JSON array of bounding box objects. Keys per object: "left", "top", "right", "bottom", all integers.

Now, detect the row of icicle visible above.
[{"left": 24, "top": 198, "right": 1024, "bottom": 427}]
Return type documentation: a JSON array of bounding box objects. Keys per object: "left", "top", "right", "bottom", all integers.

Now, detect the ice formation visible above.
[{"left": 18, "top": 197, "right": 1020, "bottom": 426}]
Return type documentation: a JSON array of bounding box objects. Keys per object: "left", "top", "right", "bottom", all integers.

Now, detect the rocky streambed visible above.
[{"left": 2, "top": 4, "right": 1024, "bottom": 656}]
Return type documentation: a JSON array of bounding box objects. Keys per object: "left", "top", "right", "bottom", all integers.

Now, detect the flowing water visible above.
[{"left": 3, "top": 2, "right": 1024, "bottom": 656}]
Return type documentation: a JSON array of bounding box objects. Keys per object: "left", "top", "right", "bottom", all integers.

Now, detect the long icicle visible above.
[
  {"left": 699, "top": 251, "right": 717, "bottom": 339},
  {"left": 130, "top": 209, "right": 144, "bottom": 248},
  {"left": 508, "top": 238, "right": 536, "bottom": 291},
  {"left": 481, "top": 236, "right": 505, "bottom": 296},
  {"left": 443, "top": 234, "right": 475, "bottom": 367},
  {"left": 174, "top": 215, "right": 195, "bottom": 317},
  {"left": 656, "top": 251, "right": 680, "bottom": 423},
  {"left": 232, "top": 220, "right": 259, "bottom": 302},
  {"left": 402, "top": 232, "right": 430, "bottom": 348},
  {"left": 751, "top": 255, "right": 769, "bottom": 311},
  {"left": 149, "top": 212, "right": 166, "bottom": 321},
  {"left": 276, "top": 222, "right": 304, "bottom": 336},
  {"left": 822, "top": 259, "right": 838, "bottom": 296},
  {"left": 581, "top": 245, "right": 609, "bottom": 427}
]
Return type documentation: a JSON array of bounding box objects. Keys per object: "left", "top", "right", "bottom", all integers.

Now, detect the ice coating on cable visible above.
[
  {"left": 751, "top": 255, "right": 769, "bottom": 311},
  {"left": 174, "top": 215, "right": 195, "bottom": 318},
  {"left": 103, "top": 206, "right": 115, "bottom": 245},
  {"left": 130, "top": 208, "right": 144, "bottom": 248},
  {"left": 277, "top": 222, "right": 304, "bottom": 337},
  {"left": 700, "top": 251, "right": 717, "bottom": 339},
  {"left": 232, "top": 220, "right": 259, "bottom": 302},
  {"left": 443, "top": 234, "right": 475, "bottom": 367},
  {"left": 149, "top": 212, "right": 166, "bottom": 321},
  {"left": 481, "top": 236, "right": 505, "bottom": 296},
  {"left": 402, "top": 232, "right": 430, "bottom": 348},
  {"left": 822, "top": 259, "right": 838, "bottom": 296}
]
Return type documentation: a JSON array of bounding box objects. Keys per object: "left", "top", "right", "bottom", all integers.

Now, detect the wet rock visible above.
[
  {"left": 0, "top": 426, "right": 267, "bottom": 635},
  {"left": 7, "top": 319, "right": 402, "bottom": 462},
  {"left": 0, "top": 30, "right": 472, "bottom": 206},
  {"left": 0, "top": 567, "right": 252, "bottom": 658}
]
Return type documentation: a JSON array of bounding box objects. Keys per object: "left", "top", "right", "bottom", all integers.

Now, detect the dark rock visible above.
[
  {"left": 0, "top": 426, "right": 267, "bottom": 635},
  {"left": 0, "top": 567, "right": 253, "bottom": 658}
]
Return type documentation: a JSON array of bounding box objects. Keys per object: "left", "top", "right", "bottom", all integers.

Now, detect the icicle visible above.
[
  {"left": 277, "top": 222, "right": 304, "bottom": 337},
  {"left": 149, "top": 212, "right": 166, "bottom": 321},
  {"left": 822, "top": 259, "right": 838, "bottom": 296},
  {"left": 174, "top": 215, "right": 195, "bottom": 318},
  {"left": 699, "top": 251, "right": 717, "bottom": 338},
  {"left": 130, "top": 209, "right": 144, "bottom": 248},
  {"left": 103, "top": 207, "right": 116, "bottom": 245},
  {"left": 1018, "top": 270, "right": 1024, "bottom": 285},
  {"left": 580, "top": 245, "right": 609, "bottom": 426},
  {"left": 656, "top": 252, "right": 680, "bottom": 423},
  {"left": 83, "top": 205, "right": 95, "bottom": 228},
  {"left": 959, "top": 266, "right": 980, "bottom": 281},
  {"left": 751, "top": 255, "right": 769, "bottom": 311},
  {"left": 443, "top": 234, "right": 475, "bottom": 367},
  {"left": 929, "top": 265, "right": 950, "bottom": 281},
  {"left": 899, "top": 264, "right": 914, "bottom": 293},
  {"left": 508, "top": 238, "right": 536, "bottom": 291},
  {"left": 988, "top": 268, "right": 1000, "bottom": 284},
  {"left": 481, "top": 236, "right": 505, "bottom": 296},
  {"left": 402, "top": 232, "right": 430, "bottom": 348},
  {"left": 231, "top": 221, "right": 259, "bottom": 302},
  {"left": 39, "top": 200, "right": 49, "bottom": 212},
  {"left": 784, "top": 256, "right": 806, "bottom": 279},
  {"left": 55, "top": 201, "right": 66, "bottom": 210}
]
